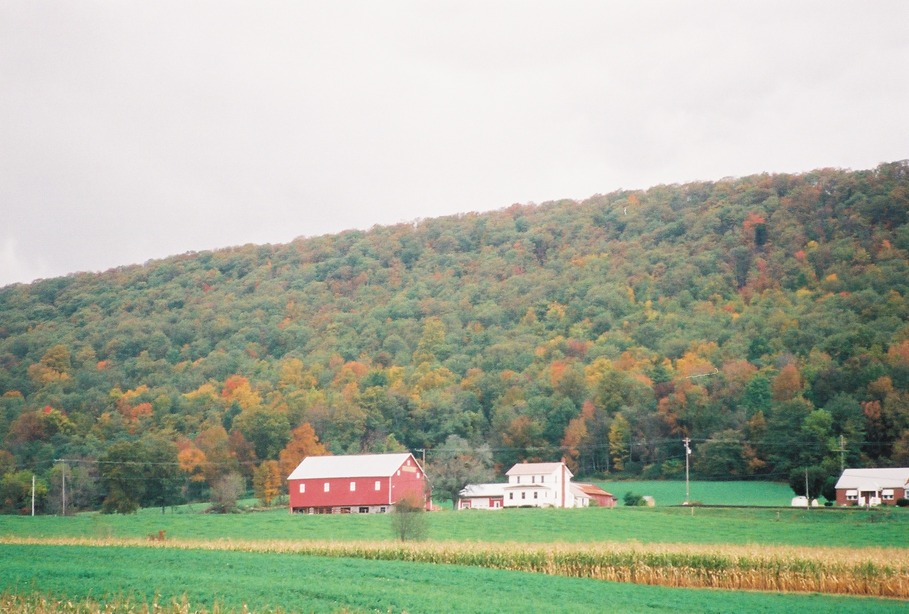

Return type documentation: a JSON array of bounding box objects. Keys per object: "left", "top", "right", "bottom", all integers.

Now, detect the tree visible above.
[
  {"left": 693, "top": 430, "right": 746, "bottom": 478},
  {"left": 608, "top": 414, "right": 631, "bottom": 471},
  {"left": 99, "top": 436, "right": 181, "bottom": 514},
  {"left": 209, "top": 472, "right": 245, "bottom": 513},
  {"left": 425, "top": 434, "right": 493, "bottom": 509},
  {"left": 278, "top": 422, "right": 329, "bottom": 482},
  {"left": 233, "top": 407, "right": 290, "bottom": 461},
  {"left": 390, "top": 492, "right": 428, "bottom": 542},
  {"left": 100, "top": 441, "right": 144, "bottom": 514},
  {"left": 253, "top": 460, "right": 282, "bottom": 507},
  {"left": 788, "top": 466, "right": 829, "bottom": 501},
  {"left": 142, "top": 436, "right": 183, "bottom": 514}
]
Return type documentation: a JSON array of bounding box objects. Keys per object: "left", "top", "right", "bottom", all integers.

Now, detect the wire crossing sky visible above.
[{"left": 2, "top": 1, "right": 908, "bottom": 287}]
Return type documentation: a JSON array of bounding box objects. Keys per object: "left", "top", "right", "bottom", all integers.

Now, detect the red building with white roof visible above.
[{"left": 287, "top": 452, "right": 429, "bottom": 514}]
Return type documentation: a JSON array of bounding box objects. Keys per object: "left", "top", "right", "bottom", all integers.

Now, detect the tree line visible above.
[{"left": 2, "top": 162, "right": 909, "bottom": 512}]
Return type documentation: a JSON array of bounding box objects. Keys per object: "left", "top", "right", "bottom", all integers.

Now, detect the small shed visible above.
[
  {"left": 574, "top": 483, "right": 617, "bottom": 508},
  {"left": 458, "top": 483, "right": 505, "bottom": 510}
]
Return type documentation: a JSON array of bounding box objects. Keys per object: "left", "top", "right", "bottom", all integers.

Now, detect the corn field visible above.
[{"left": 3, "top": 536, "right": 907, "bottom": 599}]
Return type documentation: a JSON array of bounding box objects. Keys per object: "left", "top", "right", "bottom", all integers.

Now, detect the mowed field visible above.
[{"left": 1, "top": 481, "right": 907, "bottom": 613}]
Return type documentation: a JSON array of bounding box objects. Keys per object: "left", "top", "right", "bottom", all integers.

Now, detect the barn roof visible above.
[
  {"left": 834, "top": 467, "right": 909, "bottom": 490},
  {"left": 287, "top": 453, "right": 415, "bottom": 480}
]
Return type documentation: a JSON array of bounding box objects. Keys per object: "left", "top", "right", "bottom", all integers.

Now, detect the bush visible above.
[
  {"left": 896, "top": 498, "right": 909, "bottom": 508},
  {"left": 391, "top": 493, "right": 428, "bottom": 542},
  {"left": 623, "top": 491, "right": 643, "bottom": 507}
]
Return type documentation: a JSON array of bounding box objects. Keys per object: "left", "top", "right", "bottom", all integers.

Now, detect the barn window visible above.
[
  {"left": 324, "top": 482, "right": 330, "bottom": 493},
  {"left": 299, "top": 484, "right": 305, "bottom": 494},
  {"left": 350, "top": 481, "right": 356, "bottom": 492},
  {"left": 359, "top": 507, "right": 369, "bottom": 514},
  {"left": 416, "top": 472, "right": 421, "bottom": 478},
  {"left": 374, "top": 480, "right": 381, "bottom": 491}
]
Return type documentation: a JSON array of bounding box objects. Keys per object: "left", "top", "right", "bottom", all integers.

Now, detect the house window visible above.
[
  {"left": 882, "top": 489, "right": 894, "bottom": 500},
  {"left": 533, "top": 492, "right": 538, "bottom": 499},
  {"left": 350, "top": 481, "right": 356, "bottom": 492},
  {"left": 509, "top": 493, "right": 514, "bottom": 500},
  {"left": 846, "top": 490, "right": 858, "bottom": 501},
  {"left": 540, "top": 476, "right": 545, "bottom": 483},
  {"left": 531, "top": 476, "right": 535, "bottom": 483},
  {"left": 324, "top": 482, "right": 330, "bottom": 493},
  {"left": 517, "top": 476, "right": 521, "bottom": 484},
  {"left": 375, "top": 480, "right": 381, "bottom": 491},
  {"left": 521, "top": 492, "right": 526, "bottom": 500},
  {"left": 299, "top": 484, "right": 306, "bottom": 494}
]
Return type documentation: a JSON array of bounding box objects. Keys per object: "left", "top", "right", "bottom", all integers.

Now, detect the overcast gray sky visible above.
[{"left": 2, "top": 2, "right": 907, "bottom": 287}]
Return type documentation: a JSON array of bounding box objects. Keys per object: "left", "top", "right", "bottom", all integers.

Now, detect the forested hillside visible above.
[{"left": 2, "top": 162, "right": 909, "bottom": 513}]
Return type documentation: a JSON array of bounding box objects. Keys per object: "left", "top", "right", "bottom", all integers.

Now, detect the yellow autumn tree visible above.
[{"left": 253, "top": 460, "right": 283, "bottom": 507}]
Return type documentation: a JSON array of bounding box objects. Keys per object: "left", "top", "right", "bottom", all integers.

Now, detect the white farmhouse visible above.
[{"left": 503, "top": 461, "right": 579, "bottom": 508}]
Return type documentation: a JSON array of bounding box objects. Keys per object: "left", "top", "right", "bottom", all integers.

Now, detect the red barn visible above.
[{"left": 287, "top": 452, "right": 429, "bottom": 514}]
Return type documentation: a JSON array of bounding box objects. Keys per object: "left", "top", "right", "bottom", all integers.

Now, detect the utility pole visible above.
[
  {"left": 60, "top": 462, "right": 66, "bottom": 518},
  {"left": 31, "top": 474, "right": 35, "bottom": 517},
  {"left": 683, "top": 438, "right": 691, "bottom": 506},
  {"left": 805, "top": 467, "right": 810, "bottom": 511}
]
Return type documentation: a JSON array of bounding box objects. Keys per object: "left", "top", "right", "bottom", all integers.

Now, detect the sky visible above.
[{"left": 2, "top": 2, "right": 908, "bottom": 288}]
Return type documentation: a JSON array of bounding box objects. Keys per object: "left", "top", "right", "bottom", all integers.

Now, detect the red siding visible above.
[{"left": 288, "top": 458, "right": 427, "bottom": 511}]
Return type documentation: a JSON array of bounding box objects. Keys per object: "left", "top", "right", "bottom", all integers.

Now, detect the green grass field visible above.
[
  {"left": 1, "top": 481, "right": 907, "bottom": 612},
  {"left": 1, "top": 543, "right": 905, "bottom": 614},
  {"left": 597, "top": 479, "right": 795, "bottom": 506},
  {"left": 2, "top": 502, "right": 906, "bottom": 549}
]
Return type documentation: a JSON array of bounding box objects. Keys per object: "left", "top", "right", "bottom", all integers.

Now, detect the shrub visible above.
[
  {"left": 623, "top": 491, "right": 643, "bottom": 507},
  {"left": 895, "top": 498, "right": 909, "bottom": 507},
  {"left": 391, "top": 493, "right": 428, "bottom": 542}
]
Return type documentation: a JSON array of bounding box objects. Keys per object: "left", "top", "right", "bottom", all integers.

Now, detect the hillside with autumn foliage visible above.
[{"left": 2, "top": 161, "right": 909, "bottom": 512}]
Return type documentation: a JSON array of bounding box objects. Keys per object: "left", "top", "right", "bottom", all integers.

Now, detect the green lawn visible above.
[
  {"left": 1, "top": 543, "right": 904, "bottom": 614},
  {"left": 2, "top": 504, "right": 906, "bottom": 549},
  {"left": 597, "top": 479, "right": 796, "bottom": 506}
]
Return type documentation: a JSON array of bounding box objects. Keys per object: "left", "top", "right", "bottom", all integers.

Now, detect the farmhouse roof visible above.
[
  {"left": 505, "top": 462, "right": 573, "bottom": 479},
  {"left": 834, "top": 467, "right": 909, "bottom": 490},
  {"left": 287, "top": 453, "right": 415, "bottom": 480}
]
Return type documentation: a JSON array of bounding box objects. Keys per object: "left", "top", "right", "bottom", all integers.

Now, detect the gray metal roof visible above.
[
  {"left": 287, "top": 453, "right": 415, "bottom": 480},
  {"left": 834, "top": 467, "right": 909, "bottom": 490}
]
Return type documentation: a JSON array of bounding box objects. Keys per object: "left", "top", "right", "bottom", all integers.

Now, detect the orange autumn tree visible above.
[{"left": 278, "top": 422, "right": 329, "bottom": 483}]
